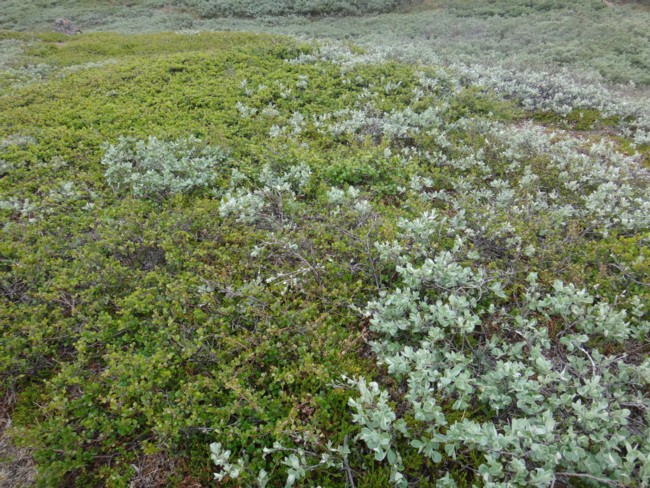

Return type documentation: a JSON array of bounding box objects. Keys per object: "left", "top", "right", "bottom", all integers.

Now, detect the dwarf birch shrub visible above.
[{"left": 101, "top": 136, "right": 228, "bottom": 198}]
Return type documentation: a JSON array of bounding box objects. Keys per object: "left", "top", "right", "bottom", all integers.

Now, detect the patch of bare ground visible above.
[
  {"left": 0, "top": 400, "right": 36, "bottom": 488},
  {"left": 129, "top": 453, "right": 198, "bottom": 488}
]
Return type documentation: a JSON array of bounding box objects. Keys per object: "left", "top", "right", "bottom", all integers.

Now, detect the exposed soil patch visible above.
[{"left": 0, "top": 402, "right": 36, "bottom": 488}]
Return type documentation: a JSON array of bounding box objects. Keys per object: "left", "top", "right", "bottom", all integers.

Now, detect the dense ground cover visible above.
[
  {"left": 2, "top": 1, "right": 650, "bottom": 87},
  {"left": 0, "top": 29, "right": 649, "bottom": 487},
  {"left": 191, "top": 0, "right": 417, "bottom": 18}
]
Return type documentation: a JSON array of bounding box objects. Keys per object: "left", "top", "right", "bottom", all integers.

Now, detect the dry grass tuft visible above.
[
  {"left": 0, "top": 401, "right": 36, "bottom": 488},
  {"left": 129, "top": 453, "right": 180, "bottom": 488}
]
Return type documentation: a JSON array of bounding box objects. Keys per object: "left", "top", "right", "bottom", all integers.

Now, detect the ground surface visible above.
[{"left": 0, "top": 2, "right": 649, "bottom": 487}]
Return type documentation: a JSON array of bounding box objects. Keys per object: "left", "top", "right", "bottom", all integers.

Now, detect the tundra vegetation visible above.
[{"left": 0, "top": 1, "right": 649, "bottom": 487}]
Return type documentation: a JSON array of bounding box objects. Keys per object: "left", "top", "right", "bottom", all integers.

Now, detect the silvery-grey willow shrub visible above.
[{"left": 101, "top": 136, "right": 228, "bottom": 198}]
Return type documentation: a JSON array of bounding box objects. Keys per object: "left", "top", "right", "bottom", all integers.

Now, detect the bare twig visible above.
[
  {"left": 578, "top": 346, "right": 597, "bottom": 376},
  {"left": 342, "top": 435, "right": 355, "bottom": 488},
  {"left": 557, "top": 472, "right": 624, "bottom": 487}
]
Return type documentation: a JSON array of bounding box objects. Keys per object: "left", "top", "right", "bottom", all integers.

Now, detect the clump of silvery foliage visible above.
[
  {"left": 101, "top": 136, "right": 227, "bottom": 198},
  {"left": 347, "top": 119, "right": 650, "bottom": 487},
  {"left": 453, "top": 63, "right": 627, "bottom": 117},
  {"left": 216, "top": 123, "right": 649, "bottom": 487},
  {"left": 210, "top": 50, "right": 649, "bottom": 487},
  {"left": 288, "top": 40, "right": 650, "bottom": 132},
  {"left": 219, "top": 163, "right": 312, "bottom": 227},
  {"left": 211, "top": 436, "right": 351, "bottom": 488},
  {"left": 353, "top": 252, "right": 649, "bottom": 486}
]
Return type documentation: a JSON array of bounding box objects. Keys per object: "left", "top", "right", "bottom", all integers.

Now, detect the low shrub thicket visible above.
[
  {"left": 194, "top": 0, "right": 415, "bottom": 17},
  {"left": 0, "top": 31, "right": 648, "bottom": 487},
  {"left": 3, "top": 0, "right": 650, "bottom": 88}
]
